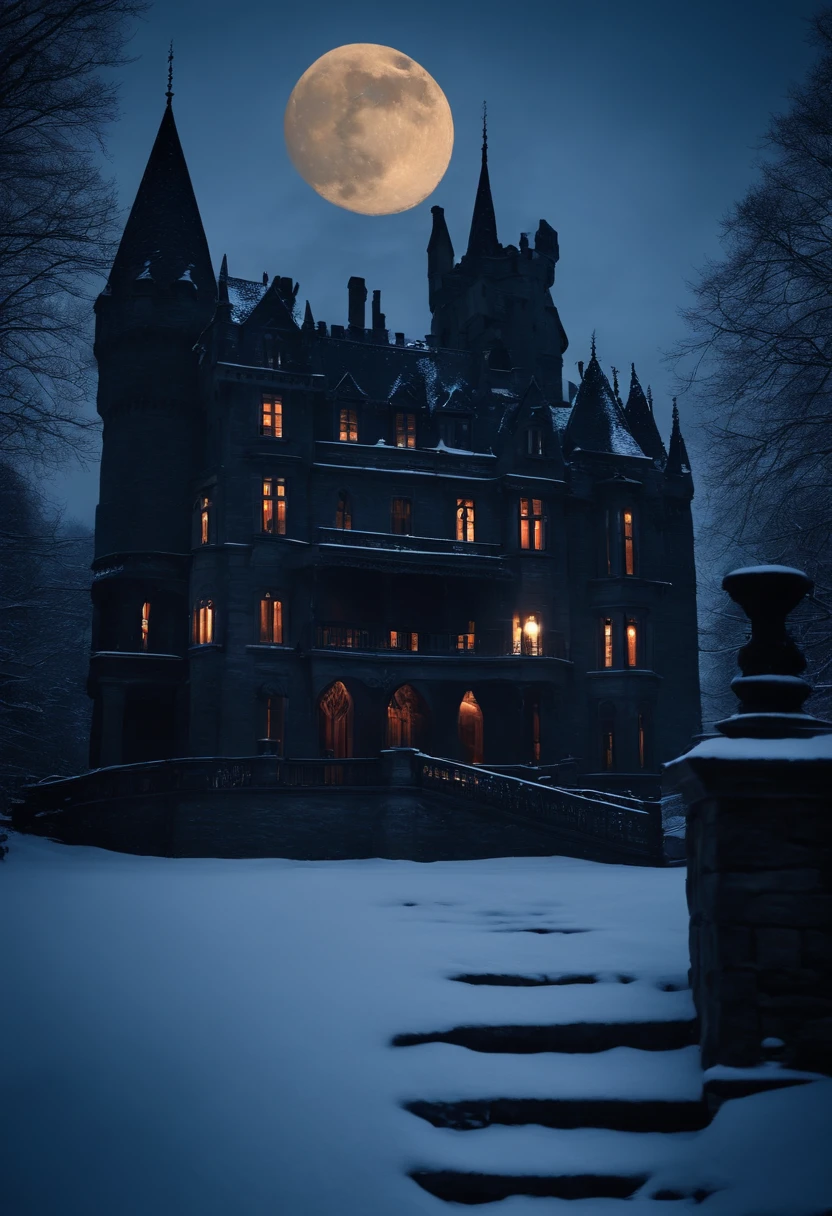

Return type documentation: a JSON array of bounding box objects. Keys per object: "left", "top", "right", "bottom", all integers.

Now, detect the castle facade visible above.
[{"left": 88, "top": 96, "right": 700, "bottom": 789}]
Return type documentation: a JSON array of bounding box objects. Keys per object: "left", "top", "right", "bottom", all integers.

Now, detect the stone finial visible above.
[{"left": 717, "top": 565, "right": 831, "bottom": 738}]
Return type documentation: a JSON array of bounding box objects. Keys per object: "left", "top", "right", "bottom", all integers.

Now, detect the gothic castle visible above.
[{"left": 88, "top": 93, "right": 700, "bottom": 791}]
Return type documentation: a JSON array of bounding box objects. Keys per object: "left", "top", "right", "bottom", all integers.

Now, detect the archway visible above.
[
  {"left": 318, "top": 681, "right": 353, "bottom": 758},
  {"left": 458, "top": 690, "right": 483, "bottom": 765},
  {"left": 386, "top": 684, "right": 427, "bottom": 749}
]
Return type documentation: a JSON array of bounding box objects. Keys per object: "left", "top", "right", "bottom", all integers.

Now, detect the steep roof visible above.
[
  {"left": 225, "top": 276, "right": 267, "bottom": 324},
  {"left": 563, "top": 345, "right": 646, "bottom": 458},
  {"left": 108, "top": 103, "right": 214, "bottom": 300},
  {"left": 666, "top": 399, "right": 692, "bottom": 474},
  {"left": 624, "top": 365, "right": 667, "bottom": 463},
  {"left": 465, "top": 115, "right": 500, "bottom": 258}
]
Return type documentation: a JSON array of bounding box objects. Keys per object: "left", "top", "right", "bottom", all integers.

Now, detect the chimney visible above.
[
  {"left": 395, "top": 332, "right": 405, "bottom": 346},
  {"left": 316, "top": 320, "right": 327, "bottom": 336},
  {"left": 263, "top": 272, "right": 269, "bottom": 286},
  {"left": 347, "top": 276, "right": 367, "bottom": 330},
  {"left": 371, "top": 289, "right": 386, "bottom": 332}
]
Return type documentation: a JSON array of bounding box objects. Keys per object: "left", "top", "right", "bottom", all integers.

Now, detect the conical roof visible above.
[
  {"left": 666, "top": 399, "right": 692, "bottom": 474},
  {"left": 625, "top": 364, "right": 667, "bottom": 463},
  {"left": 564, "top": 342, "right": 645, "bottom": 458},
  {"left": 108, "top": 103, "right": 214, "bottom": 299},
  {"left": 466, "top": 112, "right": 500, "bottom": 258}
]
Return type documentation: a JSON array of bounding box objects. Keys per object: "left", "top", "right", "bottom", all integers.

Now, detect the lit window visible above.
[
  {"left": 261, "top": 395, "right": 283, "bottom": 438},
  {"left": 456, "top": 621, "right": 476, "bottom": 652},
  {"left": 626, "top": 619, "right": 638, "bottom": 667},
  {"left": 603, "top": 618, "right": 613, "bottom": 668},
  {"left": 391, "top": 497, "right": 412, "bottom": 535},
  {"left": 526, "top": 428, "right": 544, "bottom": 456},
  {"left": 265, "top": 695, "right": 286, "bottom": 752},
  {"left": 193, "top": 598, "right": 214, "bottom": 645},
  {"left": 395, "top": 412, "right": 416, "bottom": 448},
  {"left": 339, "top": 407, "right": 359, "bottom": 442},
  {"left": 390, "top": 630, "right": 418, "bottom": 651},
  {"left": 623, "top": 510, "right": 635, "bottom": 575},
  {"left": 336, "top": 491, "right": 352, "bottom": 530},
  {"left": 140, "top": 601, "right": 150, "bottom": 651},
  {"left": 199, "top": 495, "right": 211, "bottom": 545},
  {"left": 456, "top": 497, "right": 475, "bottom": 542},
  {"left": 262, "top": 477, "right": 286, "bottom": 535},
  {"left": 519, "top": 498, "right": 545, "bottom": 551},
  {"left": 259, "top": 594, "right": 283, "bottom": 644},
  {"left": 512, "top": 614, "right": 522, "bottom": 654},
  {"left": 522, "top": 614, "right": 542, "bottom": 656}
]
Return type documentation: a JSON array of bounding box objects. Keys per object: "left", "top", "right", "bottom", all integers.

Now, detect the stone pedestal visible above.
[{"left": 666, "top": 566, "right": 832, "bottom": 1075}]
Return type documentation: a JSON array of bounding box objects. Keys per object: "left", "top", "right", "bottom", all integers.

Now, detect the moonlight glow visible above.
[{"left": 284, "top": 44, "right": 454, "bottom": 216}]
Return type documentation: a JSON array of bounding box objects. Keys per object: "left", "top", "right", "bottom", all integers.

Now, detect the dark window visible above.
[
  {"left": 336, "top": 491, "right": 352, "bottom": 530},
  {"left": 638, "top": 705, "right": 650, "bottom": 769},
  {"left": 262, "top": 332, "right": 280, "bottom": 369},
  {"left": 600, "top": 701, "right": 615, "bottom": 770},
  {"left": 262, "top": 477, "right": 286, "bottom": 534},
  {"left": 391, "top": 497, "right": 412, "bottom": 535},
  {"left": 442, "top": 417, "right": 471, "bottom": 449},
  {"left": 339, "top": 407, "right": 358, "bottom": 442},
  {"left": 395, "top": 412, "right": 416, "bottom": 448},
  {"left": 526, "top": 428, "right": 544, "bottom": 456},
  {"left": 264, "top": 695, "right": 286, "bottom": 753}
]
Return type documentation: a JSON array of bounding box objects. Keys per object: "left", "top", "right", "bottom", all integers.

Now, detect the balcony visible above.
[
  {"left": 313, "top": 624, "right": 567, "bottom": 660},
  {"left": 315, "top": 527, "right": 511, "bottom": 580}
]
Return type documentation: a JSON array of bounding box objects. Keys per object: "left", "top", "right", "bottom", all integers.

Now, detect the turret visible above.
[
  {"left": 624, "top": 364, "right": 667, "bottom": 464},
  {"left": 464, "top": 106, "right": 500, "bottom": 259},
  {"left": 427, "top": 205, "right": 454, "bottom": 312},
  {"left": 563, "top": 338, "right": 645, "bottom": 458}
]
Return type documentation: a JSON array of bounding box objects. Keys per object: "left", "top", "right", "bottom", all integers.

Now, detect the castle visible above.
[{"left": 88, "top": 92, "right": 700, "bottom": 791}]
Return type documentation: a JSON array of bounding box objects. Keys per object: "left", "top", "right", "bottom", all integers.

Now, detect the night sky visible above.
[{"left": 57, "top": 0, "right": 817, "bottom": 524}]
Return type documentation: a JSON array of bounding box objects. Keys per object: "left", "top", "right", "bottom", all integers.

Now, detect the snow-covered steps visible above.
[
  {"left": 392, "top": 1017, "right": 698, "bottom": 1053},
  {"left": 406, "top": 1095, "right": 709, "bottom": 1133}
]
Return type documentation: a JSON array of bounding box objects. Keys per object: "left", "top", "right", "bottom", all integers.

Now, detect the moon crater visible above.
[{"left": 284, "top": 43, "right": 454, "bottom": 216}]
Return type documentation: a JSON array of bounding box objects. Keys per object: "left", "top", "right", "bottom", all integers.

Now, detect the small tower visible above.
[{"left": 89, "top": 74, "right": 215, "bottom": 768}]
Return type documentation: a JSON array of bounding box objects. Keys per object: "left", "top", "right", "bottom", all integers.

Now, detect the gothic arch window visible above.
[
  {"left": 318, "top": 681, "right": 353, "bottom": 758},
  {"left": 192, "top": 598, "right": 215, "bottom": 646},
  {"left": 599, "top": 701, "right": 616, "bottom": 771},
  {"left": 336, "top": 490, "right": 352, "bottom": 530},
  {"left": 386, "top": 684, "right": 428, "bottom": 749},
  {"left": 458, "top": 690, "right": 483, "bottom": 765}
]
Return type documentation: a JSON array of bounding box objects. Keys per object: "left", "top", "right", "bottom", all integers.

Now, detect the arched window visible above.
[
  {"left": 387, "top": 684, "right": 428, "bottom": 749},
  {"left": 336, "top": 491, "right": 352, "bottom": 530},
  {"left": 458, "top": 690, "right": 483, "bottom": 765},
  {"left": 318, "top": 681, "right": 353, "bottom": 758},
  {"left": 626, "top": 618, "right": 638, "bottom": 667},
  {"left": 259, "top": 593, "right": 283, "bottom": 644},
  {"left": 599, "top": 701, "right": 616, "bottom": 771},
  {"left": 192, "top": 598, "right": 214, "bottom": 645}
]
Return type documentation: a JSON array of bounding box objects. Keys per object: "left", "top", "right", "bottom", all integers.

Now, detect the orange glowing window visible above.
[
  {"left": 262, "top": 477, "right": 286, "bottom": 535},
  {"left": 626, "top": 620, "right": 638, "bottom": 667},
  {"left": 603, "top": 618, "right": 613, "bottom": 668},
  {"left": 456, "top": 497, "right": 475, "bottom": 542},
  {"left": 261, "top": 395, "right": 283, "bottom": 438},
  {"left": 395, "top": 412, "right": 416, "bottom": 448},
  {"left": 339, "top": 407, "right": 358, "bottom": 442},
  {"left": 390, "top": 630, "right": 418, "bottom": 651},
  {"left": 519, "top": 498, "right": 545, "bottom": 551},
  {"left": 193, "top": 599, "right": 214, "bottom": 645},
  {"left": 456, "top": 621, "right": 476, "bottom": 652},
  {"left": 522, "top": 614, "right": 542, "bottom": 656},
  {"left": 259, "top": 594, "right": 283, "bottom": 644},
  {"left": 140, "top": 601, "right": 150, "bottom": 651},
  {"left": 336, "top": 491, "right": 352, "bottom": 530},
  {"left": 623, "top": 510, "right": 635, "bottom": 575},
  {"left": 199, "top": 495, "right": 211, "bottom": 545}
]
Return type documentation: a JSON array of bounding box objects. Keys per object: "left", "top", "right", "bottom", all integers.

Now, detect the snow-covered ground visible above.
[{"left": 1, "top": 832, "right": 830, "bottom": 1215}]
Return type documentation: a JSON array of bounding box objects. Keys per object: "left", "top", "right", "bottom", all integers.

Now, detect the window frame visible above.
[
  {"left": 338, "top": 406, "right": 359, "bottom": 443},
  {"left": 456, "top": 497, "right": 475, "bottom": 542},
  {"left": 526, "top": 427, "right": 544, "bottom": 457},
  {"left": 394, "top": 411, "right": 417, "bottom": 449},
  {"left": 519, "top": 497, "right": 545, "bottom": 551},
  {"left": 335, "top": 490, "right": 352, "bottom": 531},
  {"left": 259, "top": 592, "right": 284, "bottom": 645},
  {"left": 260, "top": 394, "right": 283, "bottom": 438},
  {"left": 192, "top": 597, "right": 215, "bottom": 646},
  {"left": 391, "top": 496, "right": 412, "bottom": 536},
  {"left": 261, "top": 476, "right": 287, "bottom": 535}
]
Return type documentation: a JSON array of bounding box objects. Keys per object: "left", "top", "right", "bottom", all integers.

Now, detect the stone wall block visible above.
[
  {"left": 803, "top": 930, "right": 832, "bottom": 969},
  {"left": 754, "top": 926, "right": 802, "bottom": 970},
  {"left": 713, "top": 821, "right": 824, "bottom": 872}
]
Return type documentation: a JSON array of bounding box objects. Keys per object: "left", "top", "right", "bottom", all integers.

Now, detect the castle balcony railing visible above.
[
  {"left": 312, "top": 623, "right": 568, "bottom": 660},
  {"left": 315, "top": 527, "right": 512, "bottom": 580}
]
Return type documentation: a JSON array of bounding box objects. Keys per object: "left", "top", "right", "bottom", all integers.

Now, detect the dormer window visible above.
[
  {"left": 395, "top": 412, "right": 416, "bottom": 448},
  {"left": 441, "top": 417, "right": 471, "bottom": 449},
  {"left": 339, "top": 407, "right": 359, "bottom": 442},
  {"left": 526, "top": 428, "right": 544, "bottom": 456},
  {"left": 261, "top": 395, "right": 283, "bottom": 438},
  {"left": 262, "top": 332, "right": 280, "bottom": 369}
]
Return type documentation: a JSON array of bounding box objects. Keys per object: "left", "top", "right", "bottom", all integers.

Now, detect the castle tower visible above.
[
  {"left": 427, "top": 114, "right": 568, "bottom": 396},
  {"left": 88, "top": 88, "right": 215, "bottom": 767}
]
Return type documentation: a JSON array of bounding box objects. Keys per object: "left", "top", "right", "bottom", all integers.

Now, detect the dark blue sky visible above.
[{"left": 59, "top": 0, "right": 818, "bottom": 523}]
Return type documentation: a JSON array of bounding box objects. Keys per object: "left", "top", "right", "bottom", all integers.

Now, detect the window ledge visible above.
[
  {"left": 246, "top": 644, "right": 294, "bottom": 652},
  {"left": 188, "top": 643, "right": 224, "bottom": 654}
]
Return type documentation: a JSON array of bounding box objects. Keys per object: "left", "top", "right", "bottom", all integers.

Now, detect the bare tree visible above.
[
  {"left": 678, "top": 9, "right": 832, "bottom": 719},
  {"left": 0, "top": 0, "right": 146, "bottom": 465}
]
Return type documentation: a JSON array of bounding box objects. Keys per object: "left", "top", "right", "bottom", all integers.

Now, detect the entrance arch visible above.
[
  {"left": 318, "top": 681, "right": 353, "bottom": 758},
  {"left": 458, "top": 690, "right": 483, "bottom": 765},
  {"left": 386, "top": 684, "right": 428, "bottom": 749}
]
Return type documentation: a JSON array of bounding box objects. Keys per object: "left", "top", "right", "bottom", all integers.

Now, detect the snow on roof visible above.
[
  {"left": 225, "top": 276, "right": 267, "bottom": 324},
  {"left": 565, "top": 355, "right": 646, "bottom": 459}
]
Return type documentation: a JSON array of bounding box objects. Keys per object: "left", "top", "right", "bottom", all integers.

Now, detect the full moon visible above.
[{"left": 284, "top": 44, "right": 454, "bottom": 216}]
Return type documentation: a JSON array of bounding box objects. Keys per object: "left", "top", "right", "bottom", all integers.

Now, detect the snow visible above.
[
  {"left": 677, "top": 733, "right": 832, "bottom": 762},
  {"left": 434, "top": 438, "right": 475, "bottom": 455},
  {"left": 225, "top": 276, "right": 267, "bottom": 323},
  {"left": 726, "top": 564, "right": 810, "bottom": 579},
  {"left": 2, "top": 834, "right": 829, "bottom": 1215}
]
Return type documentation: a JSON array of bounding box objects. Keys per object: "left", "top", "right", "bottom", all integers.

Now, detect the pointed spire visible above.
[
  {"left": 666, "top": 397, "right": 692, "bottom": 474},
  {"left": 166, "top": 41, "right": 174, "bottom": 107},
  {"left": 107, "top": 102, "right": 214, "bottom": 303},
  {"left": 611, "top": 365, "right": 622, "bottom": 408},
  {"left": 625, "top": 364, "right": 667, "bottom": 464},
  {"left": 302, "top": 299, "right": 315, "bottom": 331},
  {"left": 646, "top": 384, "right": 654, "bottom": 414},
  {"left": 466, "top": 102, "right": 500, "bottom": 258},
  {"left": 219, "top": 253, "right": 228, "bottom": 281},
  {"left": 563, "top": 339, "right": 646, "bottom": 458}
]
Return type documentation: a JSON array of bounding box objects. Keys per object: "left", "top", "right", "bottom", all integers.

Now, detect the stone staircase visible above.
[{"left": 393, "top": 969, "right": 709, "bottom": 1207}]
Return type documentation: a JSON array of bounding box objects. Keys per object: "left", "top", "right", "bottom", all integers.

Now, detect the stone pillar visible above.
[{"left": 667, "top": 566, "right": 832, "bottom": 1078}]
